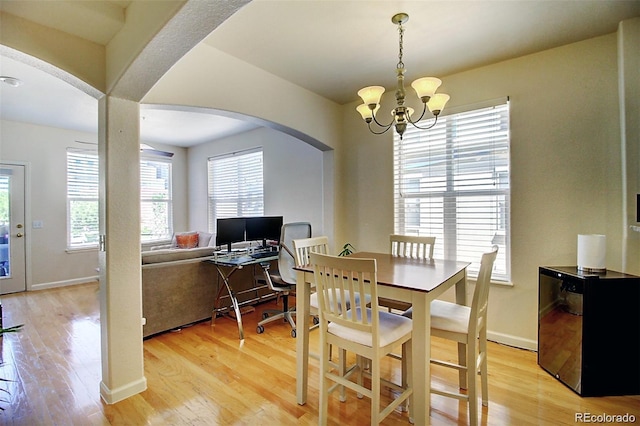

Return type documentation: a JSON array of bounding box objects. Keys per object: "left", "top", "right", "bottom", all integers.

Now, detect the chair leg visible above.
[
  {"left": 319, "top": 340, "right": 330, "bottom": 426},
  {"left": 400, "top": 343, "right": 408, "bottom": 412},
  {"left": 339, "top": 348, "right": 347, "bottom": 402},
  {"left": 404, "top": 339, "right": 413, "bottom": 417},
  {"left": 371, "top": 357, "right": 381, "bottom": 425},
  {"left": 467, "top": 336, "right": 478, "bottom": 426},
  {"left": 480, "top": 328, "right": 488, "bottom": 407},
  {"left": 458, "top": 341, "right": 467, "bottom": 389},
  {"left": 356, "top": 355, "right": 364, "bottom": 399}
]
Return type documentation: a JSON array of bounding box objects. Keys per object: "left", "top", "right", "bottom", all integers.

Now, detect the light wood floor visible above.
[{"left": 0, "top": 282, "right": 638, "bottom": 425}]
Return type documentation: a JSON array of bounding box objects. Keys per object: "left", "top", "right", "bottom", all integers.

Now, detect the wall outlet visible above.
[{"left": 32, "top": 220, "right": 43, "bottom": 229}]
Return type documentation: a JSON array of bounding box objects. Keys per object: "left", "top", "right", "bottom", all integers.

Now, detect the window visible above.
[
  {"left": 394, "top": 98, "right": 510, "bottom": 281},
  {"left": 67, "top": 149, "right": 100, "bottom": 248},
  {"left": 207, "top": 148, "right": 264, "bottom": 232},
  {"left": 66, "top": 150, "right": 173, "bottom": 249},
  {"left": 140, "top": 158, "right": 173, "bottom": 242}
]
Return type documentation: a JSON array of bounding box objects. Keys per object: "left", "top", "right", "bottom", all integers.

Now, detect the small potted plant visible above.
[{"left": 338, "top": 243, "right": 355, "bottom": 257}]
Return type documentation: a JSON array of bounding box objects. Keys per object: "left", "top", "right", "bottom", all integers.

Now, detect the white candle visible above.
[{"left": 577, "top": 234, "right": 606, "bottom": 272}]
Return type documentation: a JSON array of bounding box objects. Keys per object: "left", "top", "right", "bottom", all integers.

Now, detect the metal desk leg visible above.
[{"left": 214, "top": 265, "right": 244, "bottom": 341}]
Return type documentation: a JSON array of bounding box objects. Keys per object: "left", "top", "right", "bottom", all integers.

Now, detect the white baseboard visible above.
[
  {"left": 30, "top": 276, "right": 99, "bottom": 291},
  {"left": 488, "top": 330, "right": 538, "bottom": 352},
  {"left": 100, "top": 377, "right": 147, "bottom": 404}
]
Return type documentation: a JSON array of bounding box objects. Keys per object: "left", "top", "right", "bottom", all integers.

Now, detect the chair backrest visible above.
[
  {"left": 469, "top": 245, "right": 499, "bottom": 335},
  {"left": 293, "top": 236, "right": 330, "bottom": 267},
  {"left": 390, "top": 234, "right": 436, "bottom": 259},
  {"left": 310, "top": 252, "right": 379, "bottom": 338},
  {"left": 278, "top": 222, "right": 312, "bottom": 284}
]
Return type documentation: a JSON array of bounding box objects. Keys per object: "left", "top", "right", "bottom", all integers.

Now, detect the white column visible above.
[{"left": 98, "top": 95, "right": 146, "bottom": 403}]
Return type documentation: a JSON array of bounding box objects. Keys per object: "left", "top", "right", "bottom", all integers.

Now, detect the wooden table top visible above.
[{"left": 294, "top": 251, "right": 469, "bottom": 293}]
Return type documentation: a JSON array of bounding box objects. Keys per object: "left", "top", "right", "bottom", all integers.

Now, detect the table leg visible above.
[
  {"left": 296, "top": 269, "right": 310, "bottom": 405},
  {"left": 215, "top": 265, "right": 244, "bottom": 341},
  {"left": 411, "top": 294, "right": 430, "bottom": 425}
]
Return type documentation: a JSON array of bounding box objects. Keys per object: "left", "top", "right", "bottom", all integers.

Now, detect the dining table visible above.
[{"left": 294, "top": 251, "right": 470, "bottom": 425}]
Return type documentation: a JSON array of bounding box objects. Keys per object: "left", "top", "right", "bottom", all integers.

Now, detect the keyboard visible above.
[{"left": 250, "top": 251, "right": 277, "bottom": 259}]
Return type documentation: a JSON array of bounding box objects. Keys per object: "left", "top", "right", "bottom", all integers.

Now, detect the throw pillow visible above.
[
  {"left": 175, "top": 233, "right": 199, "bottom": 249},
  {"left": 197, "top": 232, "right": 213, "bottom": 247}
]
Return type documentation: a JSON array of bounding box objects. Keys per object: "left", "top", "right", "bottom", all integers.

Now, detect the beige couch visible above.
[{"left": 141, "top": 232, "right": 277, "bottom": 338}]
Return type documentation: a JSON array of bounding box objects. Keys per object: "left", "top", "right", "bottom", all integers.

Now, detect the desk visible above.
[
  {"left": 205, "top": 252, "right": 279, "bottom": 340},
  {"left": 294, "top": 251, "right": 469, "bottom": 425}
]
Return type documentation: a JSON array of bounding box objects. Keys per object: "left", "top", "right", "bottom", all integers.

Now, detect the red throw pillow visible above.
[{"left": 175, "top": 233, "right": 199, "bottom": 249}]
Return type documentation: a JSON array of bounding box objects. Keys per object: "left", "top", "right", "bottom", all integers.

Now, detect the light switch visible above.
[{"left": 32, "top": 220, "right": 43, "bottom": 229}]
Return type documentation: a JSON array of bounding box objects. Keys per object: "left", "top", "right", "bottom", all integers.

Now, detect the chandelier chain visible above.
[{"left": 397, "top": 23, "right": 405, "bottom": 70}]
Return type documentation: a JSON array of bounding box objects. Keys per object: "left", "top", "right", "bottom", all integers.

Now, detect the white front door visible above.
[{"left": 0, "top": 164, "right": 26, "bottom": 294}]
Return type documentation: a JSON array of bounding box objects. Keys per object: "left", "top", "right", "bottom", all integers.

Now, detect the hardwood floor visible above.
[{"left": 0, "top": 282, "right": 638, "bottom": 425}]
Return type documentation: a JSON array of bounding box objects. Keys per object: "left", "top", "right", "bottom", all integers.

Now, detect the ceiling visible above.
[{"left": 1, "top": 0, "right": 639, "bottom": 147}]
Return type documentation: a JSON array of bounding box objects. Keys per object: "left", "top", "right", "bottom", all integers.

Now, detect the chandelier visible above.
[{"left": 356, "top": 13, "right": 449, "bottom": 139}]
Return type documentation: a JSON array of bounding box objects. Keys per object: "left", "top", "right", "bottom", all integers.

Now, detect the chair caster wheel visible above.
[
  {"left": 312, "top": 316, "right": 319, "bottom": 325},
  {"left": 262, "top": 313, "right": 269, "bottom": 319},
  {"left": 291, "top": 329, "right": 297, "bottom": 338},
  {"left": 257, "top": 325, "right": 265, "bottom": 334}
]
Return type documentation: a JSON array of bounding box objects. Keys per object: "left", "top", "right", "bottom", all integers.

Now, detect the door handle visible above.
[{"left": 16, "top": 233, "right": 23, "bottom": 238}]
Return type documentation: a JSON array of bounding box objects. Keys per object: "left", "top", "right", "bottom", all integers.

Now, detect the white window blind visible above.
[
  {"left": 67, "top": 149, "right": 99, "bottom": 248},
  {"left": 207, "top": 148, "right": 264, "bottom": 232},
  {"left": 66, "top": 150, "right": 174, "bottom": 249},
  {"left": 140, "top": 157, "right": 173, "bottom": 242},
  {"left": 394, "top": 99, "right": 511, "bottom": 281}
]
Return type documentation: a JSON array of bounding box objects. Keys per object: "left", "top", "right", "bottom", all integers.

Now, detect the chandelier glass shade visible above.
[{"left": 356, "top": 13, "right": 449, "bottom": 139}]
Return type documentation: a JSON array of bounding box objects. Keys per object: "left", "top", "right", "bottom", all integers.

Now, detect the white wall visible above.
[
  {"left": 340, "top": 33, "right": 625, "bottom": 350},
  {"left": 0, "top": 119, "right": 190, "bottom": 288},
  {"left": 187, "top": 126, "right": 325, "bottom": 237},
  {"left": 0, "top": 120, "right": 100, "bottom": 288}
]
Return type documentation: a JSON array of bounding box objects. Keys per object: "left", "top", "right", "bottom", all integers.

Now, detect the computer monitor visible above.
[
  {"left": 245, "top": 216, "right": 283, "bottom": 247},
  {"left": 215, "top": 217, "right": 246, "bottom": 252}
]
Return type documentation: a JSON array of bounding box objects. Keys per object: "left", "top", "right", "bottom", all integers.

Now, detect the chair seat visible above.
[
  {"left": 258, "top": 272, "right": 295, "bottom": 291},
  {"left": 403, "top": 301, "right": 471, "bottom": 335},
  {"left": 430, "top": 300, "right": 471, "bottom": 335},
  {"left": 328, "top": 307, "right": 412, "bottom": 348}
]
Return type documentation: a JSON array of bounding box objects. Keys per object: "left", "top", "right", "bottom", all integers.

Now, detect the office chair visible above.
[{"left": 256, "top": 222, "right": 311, "bottom": 337}]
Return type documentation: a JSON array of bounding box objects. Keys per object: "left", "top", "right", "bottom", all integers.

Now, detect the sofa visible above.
[{"left": 141, "top": 231, "right": 277, "bottom": 338}]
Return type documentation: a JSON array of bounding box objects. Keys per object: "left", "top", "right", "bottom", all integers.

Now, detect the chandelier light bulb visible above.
[
  {"left": 427, "top": 93, "right": 450, "bottom": 115},
  {"left": 356, "top": 103, "right": 379, "bottom": 122},
  {"left": 357, "top": 86, "right": 385, "bottom": 107},
  {"left": 411, "top": 77, "right": 442, "bottom": 102}
]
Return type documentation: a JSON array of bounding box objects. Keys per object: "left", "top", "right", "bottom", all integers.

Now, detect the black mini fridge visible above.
[{"left": 538, "top": 266, "right": 640, "bottom": 396}]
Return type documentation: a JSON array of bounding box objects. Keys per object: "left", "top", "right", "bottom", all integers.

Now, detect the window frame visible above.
[
  {"left": 140, "top": 155, "right": 174, "bottom": 244},
  {"left": 207, "top": 147, "right": 264, "bottom": 233},
  {"left": 66, "top": 149, "right": 174, "bottom": 250},
  {"left": 393, "top": 97, "right": 511, "bottom": 282},
  {"left": 66, "top": 148, "right": 100, "bottom": 250}
]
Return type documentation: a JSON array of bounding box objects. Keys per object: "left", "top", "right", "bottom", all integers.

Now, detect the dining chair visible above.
[
  {"left": 390, "top": 234, "right": 436, "bottom": 259},
  {"left": 382, "top": 234, "right": 436, "bottom": 312},
  {"left": 293, "top": 236, "right": 330, "bottom": 329},
  {"left": 293, "top": 236, "right": 371, "bottom": 324},
  {"left": 310, "top": 252, "right": 413, "bottom": 425},
  {"left": 403, "top": 245, "right": 499, "bottom": 426},
  {"left": 256, "top": 222, "right": 311, "bottom": 337}
]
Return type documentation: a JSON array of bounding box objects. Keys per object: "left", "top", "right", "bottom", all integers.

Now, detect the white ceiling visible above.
[{"left": 1, "top": 0, "right": 639, "bottom": 147}]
